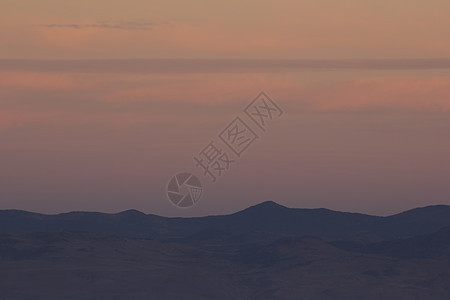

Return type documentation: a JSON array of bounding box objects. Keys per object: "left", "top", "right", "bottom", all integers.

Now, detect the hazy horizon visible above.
[{"left": 1, "top": 0, "right": 450, "bottom": 218}]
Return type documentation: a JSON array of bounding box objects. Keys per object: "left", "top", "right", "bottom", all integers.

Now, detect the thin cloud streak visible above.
[
  {"left": 2, "top": 59, "right": 450, "bottom": 74},
  {"left": 42, "top": 21, "right": 156, "bottom": 31}
]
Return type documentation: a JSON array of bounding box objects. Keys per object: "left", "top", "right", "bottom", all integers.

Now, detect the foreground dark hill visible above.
[
  {"left": 1, "top": 229, "right": 450, "bottom": 300},
  {"left": 2, "top": 202, "right": 450, "bottom": 299},
  {"left": 1, "top": 202, "right": 450, "bottom": 240}
]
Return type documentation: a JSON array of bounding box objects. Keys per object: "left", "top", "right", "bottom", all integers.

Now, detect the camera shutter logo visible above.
[{"left": 167, "top": 173, "right": 202, "bottom": 208}]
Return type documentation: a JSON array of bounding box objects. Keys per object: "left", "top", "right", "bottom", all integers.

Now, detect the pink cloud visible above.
[
  {"left": 0, "top": 72, "right": 87, "bottom": 91},
  {"left": 1, "top": 66, "right": 449, "bottom": 131}
]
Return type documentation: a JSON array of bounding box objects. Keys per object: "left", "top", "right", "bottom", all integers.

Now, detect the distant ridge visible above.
[
  {"left": 1, "top": 202, "right": 450, "bottom": 240},
  {"left": 234, "top": 201, "right": 290, "bottom": 215}
]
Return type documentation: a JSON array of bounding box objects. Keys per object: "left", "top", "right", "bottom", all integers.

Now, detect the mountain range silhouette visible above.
[
  {"left": 1, "top": 201, "right": 450, "bottom": 240},
  {"left": 1, "top": 201, "right": 450, "bottom": 299}
]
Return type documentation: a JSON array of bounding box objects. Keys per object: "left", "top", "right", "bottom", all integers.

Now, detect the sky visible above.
[{"left": 1, "top": 0, "right": 449, "bottom": 217}]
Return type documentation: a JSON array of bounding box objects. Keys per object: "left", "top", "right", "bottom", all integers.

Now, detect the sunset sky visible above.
[{"left": 1, "top": 0, "right": 449, "bottom": 216}]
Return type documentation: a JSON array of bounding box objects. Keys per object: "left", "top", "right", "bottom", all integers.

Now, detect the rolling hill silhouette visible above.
[
  {"left": 1, "top": 201, "right": 450, "bottom": 240},
  {"left": 1, "top": 202, "right": 450, "bottom": 299}
]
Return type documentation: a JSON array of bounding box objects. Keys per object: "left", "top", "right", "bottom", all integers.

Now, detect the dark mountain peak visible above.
[
  {"left": 1, "top": 203, "right": 450, "bottom": 241},
  {"left": 0, "top": 209, "right": 42, "bottom": 217},
  {"left": 59, "top": 211, "right": 105, "bottom": 217},
  {"left": 396, "top": 204, "right": 450, "bottom": 213},
  {"left": 245, "top": 201, "right": 288, "bottom": 211},
  {"left": 389, "top": 204, "right": 450, "bottom": 220},
  {"left": 115, "top": 209, "right": 146, "bottom": 216},
  {"left": 228, "top": 201, "right": 291, "bottom": 222}
]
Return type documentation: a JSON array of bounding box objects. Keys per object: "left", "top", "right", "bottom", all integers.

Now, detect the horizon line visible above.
[{"left": 1, "top": 201, "right": 449, "bottom": 219}]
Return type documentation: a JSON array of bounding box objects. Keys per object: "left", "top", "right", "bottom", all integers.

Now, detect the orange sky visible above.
[
  {"left": 0, "top": 0, "right": 449, "bottom": 216},
  {"left": 2, "top": 0, "right": 450, "bottom": 59}
]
